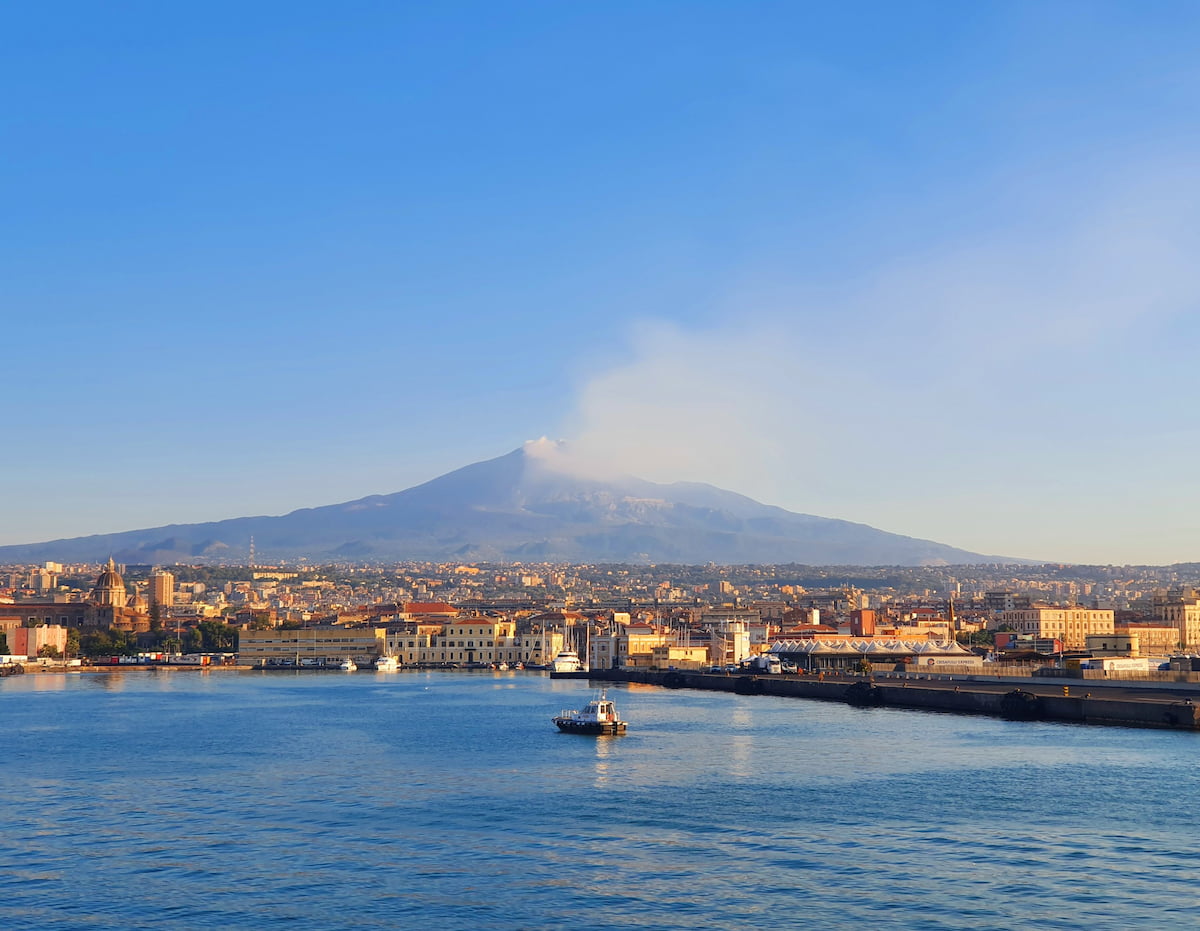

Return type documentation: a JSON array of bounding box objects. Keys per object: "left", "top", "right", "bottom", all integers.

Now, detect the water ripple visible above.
[{"left": 3, "top": 671, "right": 1199, "bottom": 929}]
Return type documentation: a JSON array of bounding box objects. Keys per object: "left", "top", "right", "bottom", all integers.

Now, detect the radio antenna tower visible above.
[{"left": 249, "top": 536, "right": 256, "bottom": 569}]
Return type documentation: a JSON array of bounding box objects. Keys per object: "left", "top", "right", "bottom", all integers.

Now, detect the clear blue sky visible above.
[{"left": 5, "top": 2, "right": 1200, "bottom": 564}]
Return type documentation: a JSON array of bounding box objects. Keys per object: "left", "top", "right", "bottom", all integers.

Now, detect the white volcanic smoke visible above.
[
  {"left": 557, "top": 163, "right": 1200, "bottom": 563},
  {"left": 561, "top": 320, "right": 798, "bottom": 495}
]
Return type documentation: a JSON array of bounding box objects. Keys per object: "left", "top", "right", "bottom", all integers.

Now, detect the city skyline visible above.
[{"left": 6, "top": 3, "right": 1200, "bottom": 564}]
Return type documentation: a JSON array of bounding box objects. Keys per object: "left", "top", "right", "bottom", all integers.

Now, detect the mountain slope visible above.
[{"left": 0, "top": 443, "right": 1025, "bottom": 566}]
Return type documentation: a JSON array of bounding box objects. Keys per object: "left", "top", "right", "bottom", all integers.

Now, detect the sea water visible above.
[{"left": 2, "top": 670, "right": 1198, "bottom": 930}]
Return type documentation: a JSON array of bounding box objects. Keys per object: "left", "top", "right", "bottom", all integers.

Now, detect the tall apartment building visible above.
[
  {"left": 150, "top": 569, "right": 176, "bottom": 608},
  {"left": 985, "top": 591, "right": 1031, "bottom": 613},
  {"left": 28, "top": 568, "right": 57, "bottom": 592}
]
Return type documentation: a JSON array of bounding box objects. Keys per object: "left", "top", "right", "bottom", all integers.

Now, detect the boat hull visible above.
[{"left": 553, "top": 717, "right": 626, "bottom": 735}]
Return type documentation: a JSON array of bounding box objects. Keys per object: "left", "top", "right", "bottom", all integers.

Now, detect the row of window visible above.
[{"left": 394, "top": 639, "right": 550, "bottom": 649}]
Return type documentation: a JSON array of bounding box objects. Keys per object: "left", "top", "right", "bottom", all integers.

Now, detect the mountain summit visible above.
[{"left": 0, "top": 442, "right": 1022, "bottom": 566}]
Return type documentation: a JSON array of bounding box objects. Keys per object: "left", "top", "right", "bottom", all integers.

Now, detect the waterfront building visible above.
[
  {"left": 992, "top": 606, "right": 1114, "bottom": 649},
  {"left": 385, "top": 618, "right": 564, "bottom": 666},
  {"left": 238, "top": 626, "right": 387, "bottom": 667},
  {"left": 590, "top": 622, "right": 687, "bottom": 669},
  {"left": 708, "top": 621, "right": 750, "bottom": 667},
  {"left": 649, "top": 643, "right": 710, "bottom": 669},
  {"left": 700, "top": 611, "right": 756, "bottom": 667}
]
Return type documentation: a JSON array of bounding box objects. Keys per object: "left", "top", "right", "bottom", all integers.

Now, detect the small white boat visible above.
[
  {"left": 339, "top": 658, "right": 358, "bottom": 672},
  {"left": 553, "top": 690, "right": 627, "bottom": 735},
  {"left": 496, "top": 662, "right": 509, "bottom": 671},
  {"left": 374, "top": 655, "right": 399, "bottom": 672}
]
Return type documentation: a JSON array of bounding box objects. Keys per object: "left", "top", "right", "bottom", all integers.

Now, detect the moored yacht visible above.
[
  {"left": 374, "top": 655, "right": 400, "bottom": 672},
  {"left": 550, "top": 649, "right": 585, "bottom": 673}
]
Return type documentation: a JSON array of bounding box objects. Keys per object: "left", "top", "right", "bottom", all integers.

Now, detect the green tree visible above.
[
  {"left": 196, "top": 620, "right": 237, "bottom": 651},
  {"left": 66, "top": 628, "right": 80, "bottom": 657},
  {"left": 79, "top": 628, "right": 136, "bottom": 659}
]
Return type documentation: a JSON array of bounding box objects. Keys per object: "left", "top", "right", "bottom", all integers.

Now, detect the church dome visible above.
[{"left": 92, "top": 557, "right": 128, "bottom": 608}]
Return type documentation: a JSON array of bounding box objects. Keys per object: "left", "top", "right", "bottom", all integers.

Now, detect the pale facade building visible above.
[
  {"left": 28, "top": 568, "right": 57, "bottom": 592},
  {"left": 709, "top": 623, "right": 750, "bottom": 666},
  {"left": 590, "top": 623, "right": 685, "bottom": 669},
  {"left": 239, "top": 626, "right": 387, "bottom": 667},
  {"left": 649, "top": 643, "right": 710, "bottom": 669},
  {"left": 9, "top": 625, "right": 67, "bottom": 658},
  {"left": 386, "top": 618, "right": 563, "bottom": 666},
  {"left": 1115, "top": 624, "right": 1180, "bottom": 655},
  {"left": 993, "top": 606, "right": 1114, "bottom": 649},
  {"left": 1156, "top": 600, "right": 1200, "bottom": 650},
  {"left": 150, "top": 569, "right": 176, "bottom": 608}
]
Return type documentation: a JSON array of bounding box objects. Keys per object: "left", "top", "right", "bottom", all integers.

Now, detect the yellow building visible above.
[
  {"left": 590, "top": 623, "right": 710, "bottom": 669},
  {"left": 874, "top": 624, "right": 952, "bottom": 642},
  {"left": 150, "top": 569, "right": 176, "bottom": 608},
  {"left": 1117, "top": 624, "right": 1180, "bottom": 654},
  {"left": 1156, "top": 600, "right": 1200, "bottom": 650},
  {"left": 386, "top": 618, "right": 563, "bottom": 666},
  {"left": 239, "top": 626, "right": 386, "bottom": 667},
  {"left": 994, "top": 606, "right": 1114, "bottom": 649},
  {"left": 649, "top": 643, "right": 710, "bottom": 670}
]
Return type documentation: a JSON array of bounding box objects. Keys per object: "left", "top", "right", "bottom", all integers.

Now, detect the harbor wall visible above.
[{"left": 563, "top": 669, "right": 1200, "bottom": 731}]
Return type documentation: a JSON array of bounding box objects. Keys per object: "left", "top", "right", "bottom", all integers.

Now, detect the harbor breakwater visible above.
[{"left": 561, "top": 668, "right": 1200, "bottom": 731}]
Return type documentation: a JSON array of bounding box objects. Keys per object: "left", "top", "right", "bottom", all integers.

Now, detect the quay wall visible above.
[{"left": 563, "top": 669, "right": 1200, "bottom": 731}]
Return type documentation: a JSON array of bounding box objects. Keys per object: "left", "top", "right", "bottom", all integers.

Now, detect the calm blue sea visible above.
[{"left": 2, "top": 669, "right": 1198, "bottom": 930}]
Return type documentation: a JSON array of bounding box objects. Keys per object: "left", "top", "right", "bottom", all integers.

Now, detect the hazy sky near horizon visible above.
[{"left": 5, "top": 2, "right": 1200, "bottom": 564}]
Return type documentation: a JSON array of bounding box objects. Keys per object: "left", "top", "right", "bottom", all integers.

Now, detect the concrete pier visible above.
[{"left": 556, "top": 669, "right": 1200, "bottom": 731}]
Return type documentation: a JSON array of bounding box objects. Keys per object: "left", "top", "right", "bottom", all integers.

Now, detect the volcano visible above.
[{"left": 0, "top": 440, "right": 1024, "bottom": 566}]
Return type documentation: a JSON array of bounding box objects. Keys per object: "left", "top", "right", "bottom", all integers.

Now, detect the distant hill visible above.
[{"left": 0, "top": 441, "right": 1027, "bottom": 566}]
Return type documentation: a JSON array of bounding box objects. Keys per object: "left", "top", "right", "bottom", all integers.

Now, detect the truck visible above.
[{"left": 747, "top": 654, "right": 782, "bottom": 674}]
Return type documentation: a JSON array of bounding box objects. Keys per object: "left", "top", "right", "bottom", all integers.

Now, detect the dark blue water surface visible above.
[{"left": 3, "top": 669, "right": 1199, "bottom": 930}]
